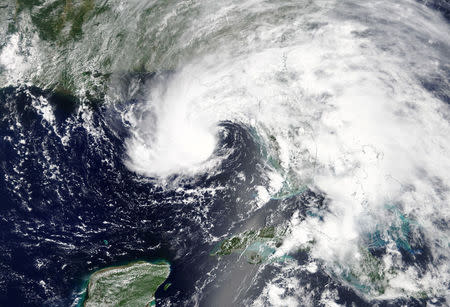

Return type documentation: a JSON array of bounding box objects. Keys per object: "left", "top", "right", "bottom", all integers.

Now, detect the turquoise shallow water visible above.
[{"left": 0, "top": 0, "right": 449, "bottom": 306}]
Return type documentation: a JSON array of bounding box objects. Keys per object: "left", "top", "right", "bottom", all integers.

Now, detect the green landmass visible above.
[
  {"left": 2, "top": 0, "right": 199, "bottom": 101},
  {"left": 341, "top": 247, "right": 388, "bottom": 295},
  {"left": 15, "top": 0, "right": 98, "bottom": 42},
  {"left": 250, "top": 128, "right": 309, "bottom": 200},
  {"left": 83, "top": 260, "right": 170, "bottom": 307},
  {"left": 339, "top": 205, "right": 432, "bottom": 298},
  {"left": 211, "top": 226, "right": 290, "bottom": 264}
]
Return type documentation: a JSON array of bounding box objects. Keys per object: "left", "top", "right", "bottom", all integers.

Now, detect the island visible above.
[{"left": 210, "top": 226, "right": 291, "bottom": 264}]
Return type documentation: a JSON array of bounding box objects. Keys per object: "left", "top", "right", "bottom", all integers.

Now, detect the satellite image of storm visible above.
[{"left": 0, "top": 0, "right": 449, "bottom": 306}]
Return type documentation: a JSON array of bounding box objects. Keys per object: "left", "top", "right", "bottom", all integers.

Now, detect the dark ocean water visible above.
[
  {"left": 420, "top": 0, "right": 450, "bottom": 21},
  {"left": 0, "top": 83, "right": 440, "bottom": 306},
  {"left": 0, "top": 1, "right": 449, "bottom": 306},
  {"left": 0, "top": 83, "right": 271, "bottom": 306}
]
